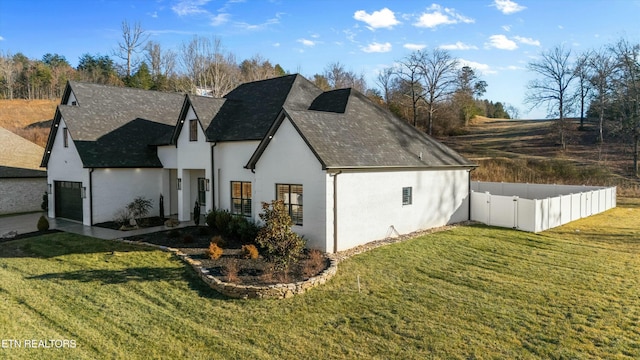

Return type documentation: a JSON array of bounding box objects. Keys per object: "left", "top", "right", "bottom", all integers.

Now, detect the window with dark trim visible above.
[
  {"left": 63, "top": 127, "right": 69, "bottom": 148},
  {"left": 189, "top": 119, "right": 198, "bottom": 141},
  {"left": 276, "top": 184, "right": 303, "bottom": 225},
  {"left": 402, "top": 187, "right": 412, "bottom": 205},
  {"left": 231, "top": 181, "right": 252, "bottom": 216},
  {"left": 198, "top": 178, "right": 207, "bottom": 206}
]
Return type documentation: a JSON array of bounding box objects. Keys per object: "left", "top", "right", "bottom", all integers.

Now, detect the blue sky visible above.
[{"left": 1, "top": 0, "right": 638, "bottom": 118}]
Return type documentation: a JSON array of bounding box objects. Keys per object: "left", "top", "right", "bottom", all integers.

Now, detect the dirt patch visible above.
[{"left": 124, "top": 226, "right": 328, "bottom": 286}]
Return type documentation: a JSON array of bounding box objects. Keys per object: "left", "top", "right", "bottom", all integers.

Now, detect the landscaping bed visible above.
[{"left": 124, "top": 225, "right": 329, "bottom": 286}]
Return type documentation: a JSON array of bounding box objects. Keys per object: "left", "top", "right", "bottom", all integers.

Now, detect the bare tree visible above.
[
  {"left": 179, "top": 36, "right": 239, "bottom": 97},
  {"left": 526, "top": 45, "right": 577, "bottom": 150},
  {"left": 610, "top": 38, "right": 640, "bottom": 176},
  {"left": 323, "top": 62, "right": 366, "bottom": 92},
  {"left": 418, "top": 49, "right": 459, "bottom": 135},
  {"left": 376, "top": 67, "right": 394, "bottom": 106},
  {"left": 588, "top": 48, "right": 616, "bottom": 144},
  {"left": 573, "top": 51, "right": 593, "bottom": 130},
  {"left": 395, "top": 51, "right": 426, "bottom": 128},
  {"left": 0, "top": 51, "right": 16, "bottom": 99},
  {"left": 115, "top": 20, "right": 148, "bottom": 77},
  {"left": 239, "top": 54, "right": 279, "bottom": 82}
]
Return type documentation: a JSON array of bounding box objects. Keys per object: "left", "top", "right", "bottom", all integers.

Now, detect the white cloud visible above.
[
  {"left": 354, "top": 7, "right": 400, "bottom": 29},
  {"left": 486, "top": 34, "right": 518, "bottom": 50},
  {"left": 211, "top": 13, "right": 230, "bottom": 26},
  {"left": 414, "top": 4, "right": 474, "bottom": 29},
  {"left": 502, "top": 25, "right": 511, "bottom": 32},
  {"left": 362, "top": 42, "right": 392, "bottom": 53},
  {"left": 493, "top": 0, "right": 526, "bottom": 15},
  {"left": 0, "top": 36, "right": 4, "bottom": 41},
  {"left": 460, "top": 59, "right": 496, "bottom": 75},
  {"left": 404, "top": 43, "right": 426, "bottom": 51},
  {"left": 273, "top": 42, "right": 280, "bottom": 47},
  {"left": 514, "top": 36, "right": 540, "bottom": 46},
  {"left": 297, "top": 38, "right": 315, "bottom": 47},
  {"left": 440, "top": 41, "right": 478, "bottom": 50},
  {"left": 149, "top": 11, "right": 158, "bottom": 18},
  {"left": 172, "top": 0, "right": 212, "bottom": 16}
]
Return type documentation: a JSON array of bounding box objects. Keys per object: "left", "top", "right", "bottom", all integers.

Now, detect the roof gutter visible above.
[{"left": 324, "top": 164, "right": 478, "bottom": 172}]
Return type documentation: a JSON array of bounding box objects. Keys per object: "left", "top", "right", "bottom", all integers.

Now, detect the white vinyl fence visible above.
[{"left": 470, "top": 182, "right": 617, "bottom": 232}]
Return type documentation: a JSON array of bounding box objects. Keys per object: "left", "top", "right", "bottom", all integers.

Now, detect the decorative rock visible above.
[{"left": 1, "top": 230, "right": 18, "bottom": 239}]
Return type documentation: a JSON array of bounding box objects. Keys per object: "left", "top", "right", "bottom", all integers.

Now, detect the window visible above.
[
  {"left": 276, "top": 184, "right": 303, "bottom": 225},
  {"left": 198, "top": 178, "right": 207, "bottom": 206},
  {"left": 189, "top": 119, "right": 198, "bottom": 141},
  {"left": 63, "top": 127, "right": 69, "bottom": 147},
  {"left": 402, "top": 187, "right": 412, "bottom": 205},
  {"left": 231, "top": 181, "right": 252, "bottom": 217}
]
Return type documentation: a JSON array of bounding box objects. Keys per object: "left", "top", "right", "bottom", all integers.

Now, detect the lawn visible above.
[{"left": 1, "top": 200, "right": 639, "bottom": 359}]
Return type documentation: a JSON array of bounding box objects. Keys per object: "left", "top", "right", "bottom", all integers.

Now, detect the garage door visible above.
[{"left": 55, "top": 181, "right": 83, "bottom": 222}]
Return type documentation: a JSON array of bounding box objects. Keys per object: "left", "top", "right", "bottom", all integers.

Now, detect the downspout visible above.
[
  {"left": 331, "top": 171, "right": 342, "bottom": 253},
  {"left": 210, "top": 142, "right": 217, "bottom": 210},
  {"left": 89, "top": 168, "right": 94, "bottom": 225},
  {"left": 468, "top": 167, "right": 475, "bottom": 221}
]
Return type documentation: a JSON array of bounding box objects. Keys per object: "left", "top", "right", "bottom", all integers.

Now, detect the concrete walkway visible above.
[{"left": 0, "top": 212, "right": 196, "bottom": 240}]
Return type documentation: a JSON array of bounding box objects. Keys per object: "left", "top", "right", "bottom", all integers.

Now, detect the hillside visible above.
[
  {"left": 0, "top": 99, "right": 57, "bottom": 147},
  {"left": 440, "top": 116, "right": 640, "bottom": 196}
]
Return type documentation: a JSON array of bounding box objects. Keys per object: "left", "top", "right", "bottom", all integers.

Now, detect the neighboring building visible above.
[
  {"left": 0, "top": 128, "right": 47, "bottom": 214},
  {"left": 41, "top": 75, "right": 476, "bottom": 252}
]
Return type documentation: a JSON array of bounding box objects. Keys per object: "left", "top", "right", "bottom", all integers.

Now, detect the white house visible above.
[{"left": 42, "top": 75, "right": 476, "bottom": 252}]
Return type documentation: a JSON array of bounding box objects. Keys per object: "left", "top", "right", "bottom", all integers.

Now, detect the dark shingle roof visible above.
[
  {"left": 47, "top": 82, "right": 184, "bottom": 168},
  {"left": 0, "top": 165, "right": 47, "bottom": 178},
  {"left": 205, "top": 74, "right": 322, "bottom": 141},
  {"left": 249, "top": 89, "right": 475, "bottom": 170}
]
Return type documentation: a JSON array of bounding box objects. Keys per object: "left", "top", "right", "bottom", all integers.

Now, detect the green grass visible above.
[{"left": 1, "top": 201, "right": 640, "bottom": 359}]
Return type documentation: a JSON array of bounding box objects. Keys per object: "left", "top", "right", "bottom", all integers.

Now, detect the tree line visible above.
[
  {"left": 0, "top": 21, "right": 514, "bottom": 137},
  {"left": 525, "top": 38, "right": 640, "bottom": 176}
]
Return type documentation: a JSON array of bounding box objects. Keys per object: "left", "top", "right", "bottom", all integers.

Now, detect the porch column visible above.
[{"left": 177, "top": 169, "right": 192, "bottom": 222}]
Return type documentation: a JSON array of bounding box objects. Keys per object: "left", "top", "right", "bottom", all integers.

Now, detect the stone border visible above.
[
  {"left": 110, "top": 223, "right": 461, "bottom": 299},
  {"left": 111, "top": 238, "right": 338, "bottom": 299}
]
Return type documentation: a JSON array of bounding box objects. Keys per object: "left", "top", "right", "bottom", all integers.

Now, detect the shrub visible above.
[
  {"left": 241, "top": 244, "right": 259, "bottom": 259},
  {"left": 205, "top": 242, "right": 223, "bottom": 260},
  {"left": 255, "top": 200, "right": 305, "bottom": 271},
  {"left": 205, "top": 209, "right": 217, "bottom": 230},
  {"left": 168, "top": 229, "right": 181, "bottom": 239},
  {"left": 215, "top": 210, "right": 232, "bottom": 235},
  {"left": 223, "top": 260, "right": 240, "bottom": 283},
  {"left": 301, "top": 249, "right": 326, "bottom": 278},
  {"left": 37, "top": 215, "right": 49, "bottom": 232},
  {"left": 238, "top": 219, "right": 261, "bottom": 243},
  {"left": 113, "top": 208, "right": 131, "bottom": 228},
  {"left": 198, "top": 226, "right": 210, "bottom": 236},
  {"left": 127, "top": 196, "right": 153, "bottom": 225},
  {"left": 210, "top": 235, "right": 226, "bottom": 248},
  {"left": 182, "top": 234, "right": 194, "bottom": 244}
]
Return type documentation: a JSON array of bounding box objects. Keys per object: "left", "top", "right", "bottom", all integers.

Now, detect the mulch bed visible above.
[
  {"left": 124, "top": 226, "right": 328, "bottom": 286},
  {"left": 95, "top": 216, "right": 166, "bottom": 230}
]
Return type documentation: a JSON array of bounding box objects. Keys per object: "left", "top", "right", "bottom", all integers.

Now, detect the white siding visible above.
[
  {"left": 253, "top": 119, "right": 328, "bottom": 251},
  {"left": 213, "top": 141, "right": 258, "bottom": 214},
  {"left": 333, "top": 169, "right": 470, "bottom": 251},
  {"left": 175, "top": 107, "right": 212, "bottom": 220},
  {"left": 91, "top": 168, "right": 164, "bottom": 224},
  {"left": 157, "top": 145, "right": 177, "bottom": 168},
  {"left": 46, "top": 117, "right": 90, "bottom": 223}
]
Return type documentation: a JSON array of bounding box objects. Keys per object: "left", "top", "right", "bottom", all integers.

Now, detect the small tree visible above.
[
  {"left": 255, "top": 200, "right": 305, "bottom": 271},
  {"left": 127, "top": 196, "right": 152, "bottom": 225}
]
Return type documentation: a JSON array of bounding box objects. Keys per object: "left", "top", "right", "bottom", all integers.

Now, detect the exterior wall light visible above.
[
  {"left": 206, "top": 179, "right": 210, "bottom": 191},
  {"left": 81, "top": 187, "right": 87, "bottom": 199},
  {"left": 177, "top": 178, "right": 182, "bottom": 190}
]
